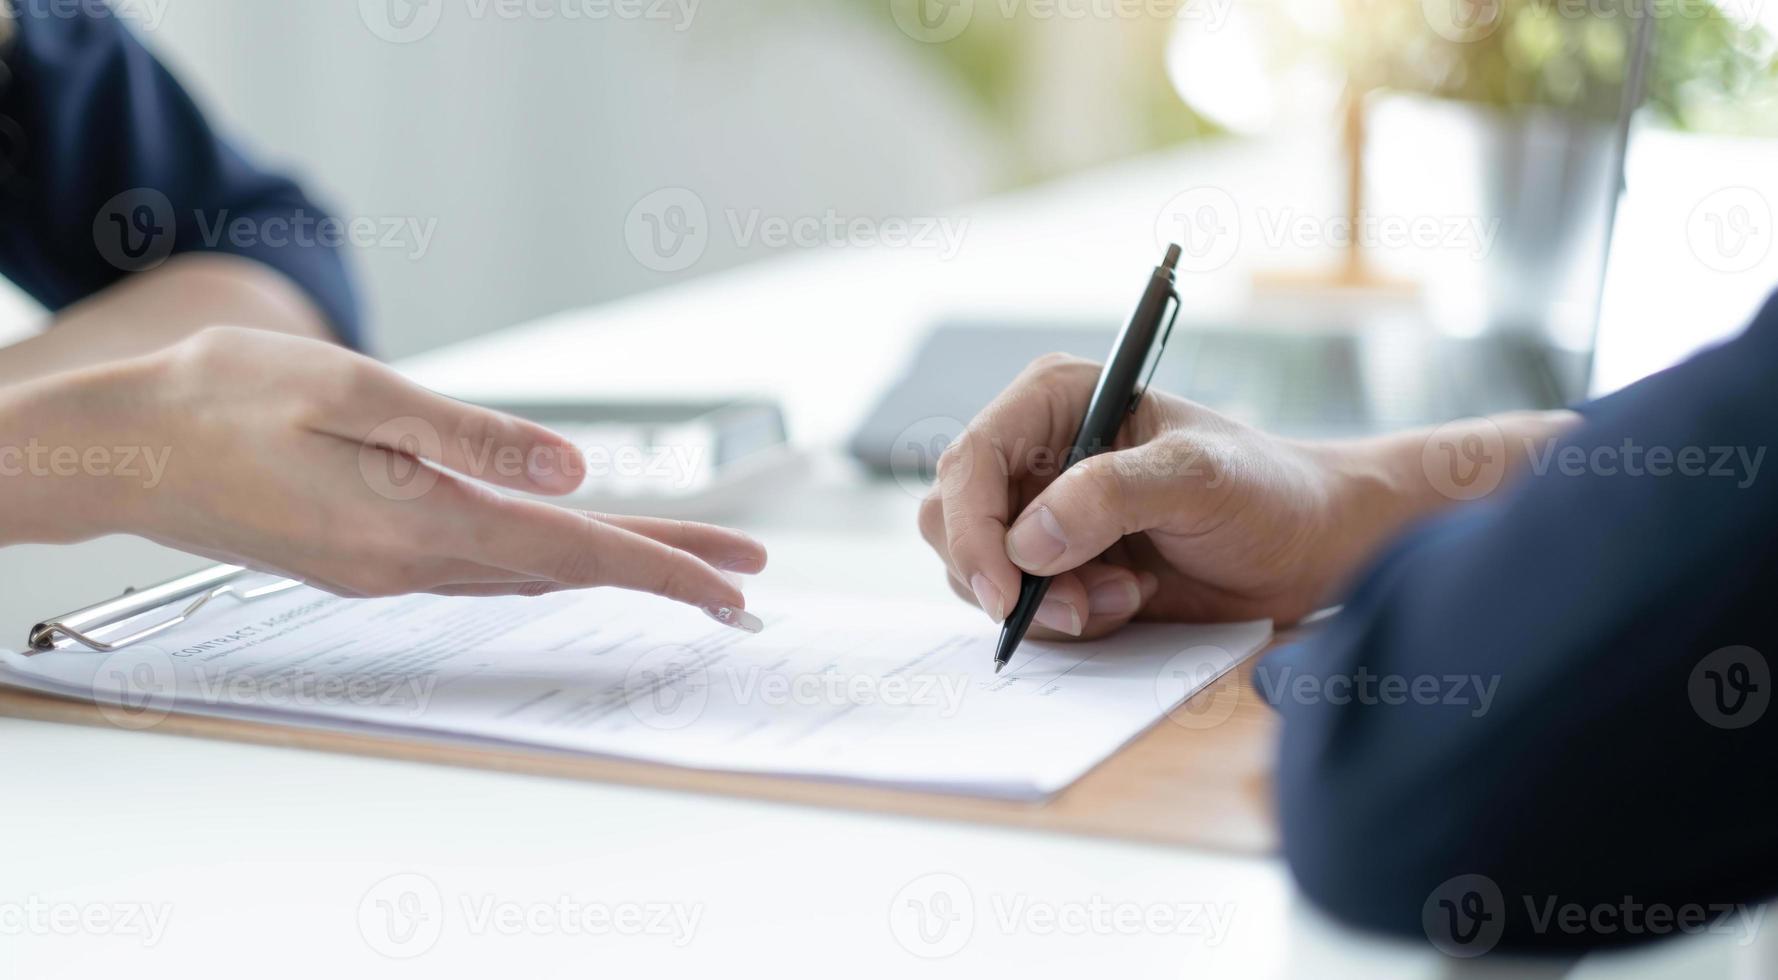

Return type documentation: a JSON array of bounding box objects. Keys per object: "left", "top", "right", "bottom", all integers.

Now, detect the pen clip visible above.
[{"left": 1130, "top": 287, "right": 1181, "bottom": 414}]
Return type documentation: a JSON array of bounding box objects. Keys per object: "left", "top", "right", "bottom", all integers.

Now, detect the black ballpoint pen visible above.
[{"left": 994, "top": 243, "right": 1183, "bottom": 674}]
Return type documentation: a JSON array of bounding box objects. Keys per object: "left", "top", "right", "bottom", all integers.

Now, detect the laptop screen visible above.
[{"left": 1588, "top": 14, "right": 1778, "bottom": 397}]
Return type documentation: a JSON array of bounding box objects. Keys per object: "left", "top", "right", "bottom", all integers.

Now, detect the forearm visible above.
[
  {"left": 1301, "top": 409, "right": 1583, "bottom": 601},
  {"left": 0, "top": 254, "right": 338, "bottom": 386},
  {"left": 1268, "top": 321, "right": 1778, "bottom": 948},
  {"left": 0, "top": 355, "right": 157, "bottom": 545}
]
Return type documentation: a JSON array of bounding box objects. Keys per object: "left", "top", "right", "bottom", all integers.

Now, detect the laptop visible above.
[{"left": 851, "top": 20, "right": 1650, "bottom": 474}]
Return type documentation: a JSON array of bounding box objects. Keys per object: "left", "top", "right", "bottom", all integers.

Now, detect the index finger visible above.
[
  {"left": 451, "top": 492, "right": 761, "bottom": 631},
  {"left": 316, "top": 358, "right": 587, "bottom": 496},
  {"left": 935, "top": 354, "right": 1101, "bottom": 623}
]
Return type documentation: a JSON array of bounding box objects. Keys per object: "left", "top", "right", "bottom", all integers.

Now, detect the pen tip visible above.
[
  {"left": 1162, "top": 242, "right": 1181, "bottom": 271},
  {"left": 994, "top": 661, "right": 1004, "bottom": 674}
]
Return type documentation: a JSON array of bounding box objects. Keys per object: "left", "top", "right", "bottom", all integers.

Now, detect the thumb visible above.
[{"left": 1004, "top": 439, "right": 1212, "bottom": 575}]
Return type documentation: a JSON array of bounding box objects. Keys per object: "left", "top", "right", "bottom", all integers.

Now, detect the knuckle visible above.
[
  {"left": 917, "top": 492, "right": 945, "bottom": 544},
  {"left": 1071, "top": 457, "right": 1134, "bottom": 532},
  {"left": 934, "top": 436, "right": 969, "bottom": 480},
  {"left": 650, "top": 558, "right": 699, "bottom": 603},
  {"left": 163, "top": 326, "right": 242, "bottom": 385},
  {"left": 1025, "top": 352, "right": 1084, "bottom": 381},
  {"left": 551, "top": 518, "right": 606, "bottom": 584},
  {"left": 664, "top": 519, "right": 698, "bottom": 546},
  {"left": 452, "top": 409, "right": 506, "bottom": 461}
]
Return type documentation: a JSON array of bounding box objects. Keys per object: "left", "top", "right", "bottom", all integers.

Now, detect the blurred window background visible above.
[{"left": 1, "top": 0, "right": 1776, "bottom": 379}]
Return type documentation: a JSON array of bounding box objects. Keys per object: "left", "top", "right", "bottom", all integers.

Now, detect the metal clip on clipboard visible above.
[{"left": 26, "top": 565, "right": 302, "bottom": 655}]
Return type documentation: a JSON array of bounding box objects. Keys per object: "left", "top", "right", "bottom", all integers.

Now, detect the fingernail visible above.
[
  {"left": 1137, "top": 571, "right": 1160, "bottom": 601},
  {"left": 704, "top": 605, "right": 764, "bottom": 633},
  {"left": 1007, "top": 506, "right": 1067, "bottom": 570},
  {"left": 970, "top": 573, "right": 1005, "bottom": 621},
  {"left": 1087, "top": 579, "right": 1143, "bottom": 617},
  {"left": 1034, "top": 597, "right": 1082, "bottom": 637},
  {"left": 718, "top": 557, "right": 760, "bottom": 573}
]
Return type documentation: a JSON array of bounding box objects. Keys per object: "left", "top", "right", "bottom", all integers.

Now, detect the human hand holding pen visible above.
[{"left": 917, "top": 354, "right": 1581, "bottom": 640}]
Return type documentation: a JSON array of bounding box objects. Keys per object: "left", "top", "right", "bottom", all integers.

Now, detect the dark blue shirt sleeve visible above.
[
  {"left": 1262, "top": 293, "right": 1778, "bottom": 953},
  {"left": 0, "top": 3, "right": 364, "bottom": 348}
]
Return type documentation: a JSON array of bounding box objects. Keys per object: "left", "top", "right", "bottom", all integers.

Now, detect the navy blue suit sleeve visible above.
[
  {"left": 1263, "top": 294, "right": 1778, "bottom": 953},
  {"left": 0, "top": 3, "right": 364, "bottom": 348}
]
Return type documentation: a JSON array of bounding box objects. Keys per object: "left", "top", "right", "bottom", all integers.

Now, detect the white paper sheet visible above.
[{"left": 0, "top": 585, "right": 1271, "bottom": 800}]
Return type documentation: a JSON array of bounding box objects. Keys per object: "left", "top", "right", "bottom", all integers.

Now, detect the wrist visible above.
[
  {"left": 1296, "top": 409, "right": 1584, "bottom": 594},
  {"left": 0, "top": 354, "right": 169, "bottom": 544}
]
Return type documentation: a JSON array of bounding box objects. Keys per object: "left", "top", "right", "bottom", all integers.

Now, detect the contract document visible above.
[{"left": 0, "top": 584, "right": 1271, "bottom": 800}]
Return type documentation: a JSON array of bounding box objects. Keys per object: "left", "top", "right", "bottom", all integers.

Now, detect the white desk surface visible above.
[{"left": 0, "top": 143, "right": 1741, "bottom": 978}]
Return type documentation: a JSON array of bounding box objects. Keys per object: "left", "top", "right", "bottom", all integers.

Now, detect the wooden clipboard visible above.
[{"left": 0, "top": 655, "right": 1281, "bottom": 854}]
